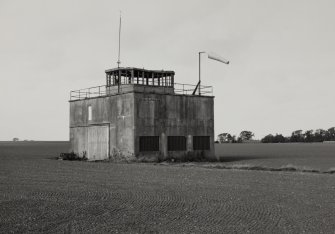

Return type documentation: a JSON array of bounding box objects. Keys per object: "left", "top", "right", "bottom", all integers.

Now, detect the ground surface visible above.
[
  {"left": 215, "top": 143, "right": 335, "bottom": 171},
  {"left": 1, "top": 142, "right": 335, "bottom": 233}
]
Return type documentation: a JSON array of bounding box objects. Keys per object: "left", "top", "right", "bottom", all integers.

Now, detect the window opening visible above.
[
  {"left": 193, "top": 136, "right": 210, "bottom": 150},
  {"left": 168, "top": 136, "right": 186, "bottom": 151},
  {"left": 139, "top": 136, "right": 159, "bottom": 151}
]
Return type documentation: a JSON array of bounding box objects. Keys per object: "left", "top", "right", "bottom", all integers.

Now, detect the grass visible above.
[
  {"left": 325, "top": 167, "right": 335, "bottom": 174},
  {"left": 201, "top": 163, "right": 326, "bottom": 174}
]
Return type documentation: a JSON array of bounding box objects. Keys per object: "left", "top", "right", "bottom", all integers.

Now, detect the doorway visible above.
[{"left": 87, "top": 125, "right": 109, "bottom": 160}]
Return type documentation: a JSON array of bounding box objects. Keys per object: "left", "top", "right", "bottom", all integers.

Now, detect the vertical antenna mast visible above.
[{"left": 117, "top": 11, "right": 122, "bottom": 68}]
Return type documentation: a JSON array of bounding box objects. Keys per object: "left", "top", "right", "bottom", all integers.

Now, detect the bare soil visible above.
[
  {"left": 1, "top": 142, "right": 335, "bottom": 233},
  {"left": 216, "top": 143, "right": 335, "bottom": 171}
]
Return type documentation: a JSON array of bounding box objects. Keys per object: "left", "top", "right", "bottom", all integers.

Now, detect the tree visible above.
[
  {"left": 217, "top": 133, "right": 234, "bottom": 143},
  {"left": 314, "top": 129, "right": 326, "bottom": 142},
  {"left": 13, "top": 138, "right": 19, "bottom": 142},
  {"left": 239, "top": 131, "right": 254, "bottom": 141},
  {"left": 231, "top": 135, "right": 237, "bottom": 143},
  {"left": 326, "top": 127, "right": 335, "bottom": 141},
  {"left": 261, "top": 134, "right": 286, "bottom": 143},
  {"left": 303, "top": 130, "right": 314, "bottom": 142},
  {"left": 273, "top": 134, "right": 286, "bottom": 143},
  {"left": 290, "top": 130, "right": 304, "bottom": 142},
  {"left": 284, "top": 136, "right": 291, "bottom": 142},
  {"left": 261, "top": 134, "right": 274, "bottom": 143}
]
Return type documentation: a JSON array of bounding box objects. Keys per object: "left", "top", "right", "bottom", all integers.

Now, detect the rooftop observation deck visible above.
[{"left": 70, "top": 67, "right": 213, "bottom": 101}]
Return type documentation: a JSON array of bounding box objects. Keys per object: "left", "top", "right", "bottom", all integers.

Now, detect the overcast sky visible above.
[{"left": 1, "top": 0, "right": 334, "bottom": 140}]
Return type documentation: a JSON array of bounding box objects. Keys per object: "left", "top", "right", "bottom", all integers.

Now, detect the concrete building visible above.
[{"left": 69, "top": 67, "right": 215, "bottom": 161}]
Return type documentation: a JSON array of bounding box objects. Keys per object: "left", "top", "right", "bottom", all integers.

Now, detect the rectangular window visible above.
[
  {"left": 139, "top": 136, "right": 159, "bottom": 152},
  {"left": 88, "top": 106, "right": 92, "bottom": 121},
  {"left": 193, "top": 136, "right": 210, "bottom": 150},
  {"left": 168, "top": 136, "right": 186, "bottom": 151}
]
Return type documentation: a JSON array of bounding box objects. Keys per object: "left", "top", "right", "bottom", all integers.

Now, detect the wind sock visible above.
[{"left": 207, "top": 52, "right": 229, "bottom": 64}]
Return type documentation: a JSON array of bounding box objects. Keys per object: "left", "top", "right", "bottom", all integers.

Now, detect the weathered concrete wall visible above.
[
  {"left": 134, "top": 93, "right": 215, "bottom": 160},
  {"left": 106, "top": 84, "right": 174, "bottom": 95},
  {"left": 69, "top": 93, "right": 135, "bottom": 160},
  {"left": 70, "top": 90, "right": 215, "bottom": 161},
  {"left": 70, "top": 127, "right": 87, "bottom": 157}
]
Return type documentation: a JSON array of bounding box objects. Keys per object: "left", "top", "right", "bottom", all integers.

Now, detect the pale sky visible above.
[{"left": 0, "top": 0, "right": 334, "bottom": 140}]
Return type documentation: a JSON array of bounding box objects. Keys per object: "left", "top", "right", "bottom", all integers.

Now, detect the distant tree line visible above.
[
  {"left": 261, "top": 134, "right": 288, "bottom": 143},
  {"left": 216, "top": 127, "right": 335, "bottom": 143},
  {"left": 261, "top": 127, "right": 335, "bottom": 143},
  {"left": 216, "top": 130, "right": 255, "bottom": 143}
]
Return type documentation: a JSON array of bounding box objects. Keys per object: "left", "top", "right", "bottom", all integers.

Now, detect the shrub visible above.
[
  {"left": 163, "top": 151, "right": 207, "bottom": 163},
  {"left": 108, "top": 148, "right": 135, "bottom": 162},
  {"left": 59, "top": 152, "right": 87, "bottom": 161}
]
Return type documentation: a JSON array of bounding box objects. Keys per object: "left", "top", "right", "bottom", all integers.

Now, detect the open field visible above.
[
  {"left": 1, "top": 141, "right": 335, "bottom": 233},
  {"left": 215, "top": 143, "right": 335, "bottom": 171}
]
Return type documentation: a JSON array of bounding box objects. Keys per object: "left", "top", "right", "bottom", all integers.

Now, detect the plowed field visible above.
[
  {"left": 1, "top": 142, "right": 334, "bottom": 233},
  {"left": 215, "top": 143, "right": 335, "bottom": 171}
]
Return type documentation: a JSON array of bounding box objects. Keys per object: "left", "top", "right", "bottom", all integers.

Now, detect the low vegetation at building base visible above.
[
  {"left": 108, "top": 148, "right": 135, "bottom": 162},
  {"left": 59, "top": 152, "right": 87, "bottom": 161},
  {"left": 159, "top": 151, "right": 209, "bottom": 163},
  {"left": 136, "top": 151, "right": 211, "bottom": 163},
  {"left": 58, "top": 151, "right": 215, "bottom": 163}
]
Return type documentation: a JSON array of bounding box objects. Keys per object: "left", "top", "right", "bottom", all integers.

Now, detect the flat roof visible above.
[{"left": 105, "top": 67, "right": 175, "bottom": 74}]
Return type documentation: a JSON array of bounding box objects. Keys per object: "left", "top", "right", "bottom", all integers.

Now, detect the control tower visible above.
[{"left": 69, "top": 67, "right": 214, "bottom": 161}]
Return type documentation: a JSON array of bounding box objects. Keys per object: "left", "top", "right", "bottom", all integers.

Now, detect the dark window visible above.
[
  {"left": 168, "top": 136, "right": 186, "bottom": 151},
  {"left": 139, "top": 136, "right": 159, "bottom": 152},
  {"left": 193, "top": 136, "right": 210, "bottom": 150}
]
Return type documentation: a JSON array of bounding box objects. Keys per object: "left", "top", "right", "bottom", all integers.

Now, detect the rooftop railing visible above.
[
  {"left": 70, "top": 83, "right": 213, "bottom": 101},
  {"left": 174, "top": 83, "right": 213, "bottom": 96},
  {"left": 70, "top": 85, "right": 106, "bottom": 101}
]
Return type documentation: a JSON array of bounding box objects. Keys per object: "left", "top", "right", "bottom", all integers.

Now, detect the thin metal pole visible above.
[
  {"left": 198, "top": 52, "right": 205, "bottom": 96},
  {"left": 117, "top": 11, "right": 121, "bottom": 68},
  {"left": 118, "top": 70, "right": 121, "bottom": 93},
  {"left": 117, "top": 12, "right": 121, "bottom": 93},
  {"left": 199, "top": 52, "right": 201, "bottom": 95}
]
